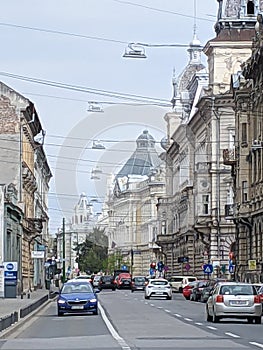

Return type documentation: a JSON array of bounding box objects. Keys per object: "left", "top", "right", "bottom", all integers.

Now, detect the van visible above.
[{"left": 168, "top": 275, "right": 197, "bottom": 293}]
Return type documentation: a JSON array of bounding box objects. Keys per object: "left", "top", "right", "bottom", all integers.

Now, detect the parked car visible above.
[
  {"left": 98, "top": 275, "right": 116, "bottom": 291},
  {"left": 145, "top": 278, "right": 172, "bottom": 300},
  {"left": 182, "top": 281, "right": 198, "bottom": 300},
  {"left": 131, "top": 276, "right": 148, "bottom": 292},
  {"left": 116, "top": 273, "right": 132, "bottom": 289},
  {"left": 72, "top": 274, "right": 93, "bottom": 283},
  {"left": 206, "top": 282, "right": 262, "bottom": 323},
  {"left": 92, "top": 275, "right": 102, "bottom": 288},
  {"left": 57, "top": 281, "right": 99, "bottom": 316},
  {"left": 200, "top": 278, "right": 228, "bottom": 303},
  {"left": 190, "top": 280, "right": 210, "bottom": 302},
  {"left": 168, "top": 275, "right": 197, "bottom": 293},
  {"left": 256, "top": 285, "right": 263, "bottom": 313}
]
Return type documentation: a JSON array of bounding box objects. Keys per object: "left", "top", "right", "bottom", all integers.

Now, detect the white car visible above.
[{"left": 145, "top": 278, "right": 172, "bottom": 300}]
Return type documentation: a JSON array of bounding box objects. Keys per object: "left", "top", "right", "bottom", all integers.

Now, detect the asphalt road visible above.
[{"left": 0, "top": 290, "right": 263, "bottom": 350}]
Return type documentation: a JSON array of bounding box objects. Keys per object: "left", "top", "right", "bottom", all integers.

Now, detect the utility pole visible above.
[{"left": 62, "top": 218, "right": 66, "bottom": 283}]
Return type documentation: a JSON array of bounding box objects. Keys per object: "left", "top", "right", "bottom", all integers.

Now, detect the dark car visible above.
[
  {"left": 131, "top": 276, "right": 148, "bottom": 292},
  {"left": 57, "top": 281, "right": 99, "bottom": 316},
  {"left": 98, "top": 275, "right": 116, "bottom": 291},
  {"left": 190, "top": 280, "right": 209, "bottom": 301},
  {"left": 200, "top": 278, "right": 228, "bottom": 303}
]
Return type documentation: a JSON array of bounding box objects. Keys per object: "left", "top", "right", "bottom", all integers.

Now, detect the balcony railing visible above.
[{"left": 223, "top": 148, "right": 236, "bottom": 165}]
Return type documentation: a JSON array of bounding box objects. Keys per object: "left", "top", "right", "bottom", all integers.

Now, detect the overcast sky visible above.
[{"left": 0, "top": 0, "right": 218, "bottom": 232}]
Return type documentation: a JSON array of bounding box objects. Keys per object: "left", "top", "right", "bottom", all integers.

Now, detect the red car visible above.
[
  {"left": 183, "top": 281, "right": 198, "bottom": 300},
  {"left": 116, "top": 272, "right": 132, "bottom": 289}
]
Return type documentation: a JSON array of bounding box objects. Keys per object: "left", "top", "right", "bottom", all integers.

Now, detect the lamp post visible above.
[{"left": 62, "top": 218, "right": 66, "bottom": 283}]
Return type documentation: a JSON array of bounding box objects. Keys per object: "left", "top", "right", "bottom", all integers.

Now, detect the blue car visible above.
[{"left": 57, "top": 281, "right": 100, "bottom": 316}]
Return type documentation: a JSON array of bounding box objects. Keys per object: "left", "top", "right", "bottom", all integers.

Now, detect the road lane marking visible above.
[
  {"left": 157, "top": 306, "right": 163, "bottom": 309},
  {"left": 195, "top": 322, "right": 203, "bottom": 326},
  {"left": 225, "top": 332, "right": 240, "bottom": 338},
  {"left": 150, "top": 304, "right": 155, "bottom": 307},
  {"left": 249, "top": 342, "right": 263, "bottom": 348},
  {"left": 98, "top": 302, "right": 131, "bottom": 350},
  {"left": 184, "top": 318, "right": 192, "bottom": 321},
  {"left": 164, "top": 309, "right": 171, "bottom": 313},
  {"left": 207, "top": 326, "right": 217, "bottom": 330},
  {"left": 174, "top": 314, "right": 182, "bottom": 317}
]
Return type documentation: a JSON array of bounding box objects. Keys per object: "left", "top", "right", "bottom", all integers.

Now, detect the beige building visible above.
[
  {"left": 156, "top": 0, "right": 259, "bottom": 279},
  {"left": 0, "top": 82, "right": 51, "bottom": 293},
  {"left": 105, "top": 130, "right": 166, "bottom": 275}
]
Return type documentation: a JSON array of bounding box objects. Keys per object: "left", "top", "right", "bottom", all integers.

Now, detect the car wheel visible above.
[
  {"left": 206, "top": 310, "right": 212, "bottom": 322},
  {"left": 93, "top": 309, "right": 98, "bottom": 315},
  {"left": 212, "top": 309, "right": 220, "bottom": 323},
  {"left": 167, "top": 296, "right": 172, "bottom": 300},
  {"left": 57, "top": 310, "right": 63, "bottom": 317},
  {"left": 247, "top": 317, "right": 254, "bottom": 323},
  {"left": 112, "top": 288, "right": 116, "bottom": 291},
  {"left": 145, "top": 295, "right": 149, "bottom": 299},
  {"left": 255, "top": 316, "right": 262, "bottom": 324},
  {"left": 131, "top": 290, "right": 134, "bottom": 293},
  {"left": 179, "top": 287, "right": 183, "bottom": 293}
]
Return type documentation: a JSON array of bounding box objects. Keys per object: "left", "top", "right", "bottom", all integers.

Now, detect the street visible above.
[{"left": 1, "top": 291, "right": 263, "bottom": 350}]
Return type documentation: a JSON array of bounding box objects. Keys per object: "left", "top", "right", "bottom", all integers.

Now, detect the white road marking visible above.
[
  {"left": 195, "top": 322, "right": 203, "bottom": 326},
  {"left": 150, "top": 303, "right": 155, "bottom": 307},
  {"left": 174, "top": 313, "right": 182, "bottom": 317},
  {"left": 157, "top": 306, "right": 163, "bottom": 309},
  {"left": 249, "top": 342, "right": 263, "bottom": 348},
  {"left": 164, "top": 309, "right": 171, "bottom": 313},
  {"left": 184, "top": 318, "right": 193, "bottom": 321},
  {"left": 207, "top": 326, "right": 217, "bottom": 330},
  {"left": 98, "top": 302, "right": 131, "bottom": 350},
  {"left": 225, "top": 332, "right": 240, "bottom": 338}
]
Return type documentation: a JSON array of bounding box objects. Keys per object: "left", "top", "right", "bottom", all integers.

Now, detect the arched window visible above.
[{"left": 247, "top": 0, "right": 255, "bottom": 15}]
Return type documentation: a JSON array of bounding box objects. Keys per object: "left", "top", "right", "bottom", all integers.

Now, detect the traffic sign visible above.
[{"left": 203, "top": 264, "right": 213, "bottom": 274}]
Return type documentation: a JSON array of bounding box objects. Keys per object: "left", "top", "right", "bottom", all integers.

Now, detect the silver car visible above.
[
  {"left": 206, "top": 282, "right": 262, "bottom": 323},
  {"left": 145, "top": 278, "right": 172, "bottom": 300}
]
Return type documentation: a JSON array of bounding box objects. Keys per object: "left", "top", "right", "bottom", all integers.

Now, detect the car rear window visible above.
[
  {"left": 152, "top": 280, "right": 168, "bottom": 286},
  {"left": 220, "top": 285, "right": 256, "bottom": 295},
  {"left": 188, "top": 278, "right": 197, "bottom": 282},
  {"left": 134, "top": 277, "right": 145, "bottom": 282},
  {"left": 170, "top": 277, "right": 183, "bottom": 282},
  {"left": 102, "top": 276, "right": 113, "bottom": 282}
]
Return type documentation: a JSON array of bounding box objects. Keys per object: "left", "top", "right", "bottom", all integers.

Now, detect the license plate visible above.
[
  {"left": 230, "top": 300, "right": 247, "bottom": 306},
  {"left": 71, "top": 305, "right": 84, "bottom": 310},
  {"left": 105, "top": 282, "right": 110, "bottom": 284},
  {"left": 156, "top": 292, "right": 164, "bottom": 295}
]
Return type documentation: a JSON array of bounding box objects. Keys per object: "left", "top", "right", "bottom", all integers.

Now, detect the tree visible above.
[{"left": 74, "top": 227, "right": 108, "bottom": 273}]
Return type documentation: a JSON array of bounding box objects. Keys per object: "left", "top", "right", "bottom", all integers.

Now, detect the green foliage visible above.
[{"left": 74, "top": 227, "right": 108, "bottom": 273}]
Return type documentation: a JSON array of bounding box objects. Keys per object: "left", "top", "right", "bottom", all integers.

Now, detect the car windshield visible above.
[
  {"left": 151, "top": 280, "right": 168, "bottom": 286},
  {"left": 61, "top": 283, "right": 93, "bottom": 294}
]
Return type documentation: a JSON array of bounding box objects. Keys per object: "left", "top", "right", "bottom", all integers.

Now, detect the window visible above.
[
  {"left": 241, "top": 123, "right": 247, "bottom": 143},
  {"left": 202, "top": 195, "right": 209, "bottom": 214},
  {"left": 242, "top": 181, "right": 248, "bottom": 203},
  {"left": 247, "top": 0, "right": 255, "bottom": 15}
]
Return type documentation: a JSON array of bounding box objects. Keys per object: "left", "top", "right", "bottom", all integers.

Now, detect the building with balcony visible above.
[
  {"left": 0, "top": 82, "right": 52, "bottom": 294},
  {"left": 156, "top": 0, "right": 259, "bottom": 279}
]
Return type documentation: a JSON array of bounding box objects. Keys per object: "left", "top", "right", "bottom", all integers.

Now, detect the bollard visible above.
[
  {"left": 27, "top": 293, "right": 30, "bottom": 299},
  {"left": 20, "top": 294, "right": 23, "bottom": 299}
]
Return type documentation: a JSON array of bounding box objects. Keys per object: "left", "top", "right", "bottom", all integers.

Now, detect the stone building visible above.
[
  {"left": 0, "top": 82, "right": 51, "bottom": 294},
  {"left": 156, "top": 0, "right": 260, "bottom": 279},
  {"left": 105, "top": 130, "right": 166, "bottom": 275},
  {"left": 228, "top": 8, "right": 263, "bottom": 282}
]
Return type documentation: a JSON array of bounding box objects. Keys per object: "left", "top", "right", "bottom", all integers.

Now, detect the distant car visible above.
[
  {"left": 182, "top": 281, "right": 198, "bottom": 300},
  {"left": 131, "top": 276, "right": 148, "bottom": 292},
  {"left": 98, "top": 275, "right": 116, "bottom": 291},
  {"left": 190, "top": 280, "right": 210, "bottom": 302},
  {"left": 256, "top": 285, "right": 263, "bottom": 313},
  {"left": 92, "top": 275, "right": 102, "bottom": 288},
  {"left": 168, "top": 275, "right": 197, "bottom": 293},
  {"left": 73, "top": 274, "right": 93, "bottom": 283},
  {"left": 57, "top": 281, "right": 99, "bottom": 316},
  {"left": 145, "top": 278, "right": 172, "bottom": 300},
  {"left": 116, "top": 273, "right": 132, "bottom": 289},
  {"left": 200, "top": 278, "right": 228, "bottom": 303},
  {"left": 206, "top": 282, "right": 262, "bottom": 323}
]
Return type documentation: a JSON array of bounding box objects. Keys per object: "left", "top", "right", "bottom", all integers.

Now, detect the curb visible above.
[{"left": 0, "top": 294, "right": 56, "bottom": 339}]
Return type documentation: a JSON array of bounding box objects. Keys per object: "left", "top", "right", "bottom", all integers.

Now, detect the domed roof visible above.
[{"left": 116, "top": 130, "right": 161, "bottom": 178}]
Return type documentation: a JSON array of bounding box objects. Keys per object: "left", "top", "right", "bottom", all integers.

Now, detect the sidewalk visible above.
[{"left": 0, "top": 289, "right": 52, "bottom": 335}]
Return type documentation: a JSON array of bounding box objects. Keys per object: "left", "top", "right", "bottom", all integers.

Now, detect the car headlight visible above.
[
  {"left": 58, "top": 299, "right": 66, "bottom": 304},
  {"left": 90, "top": 298, "right": 97, "bottom": 303}
]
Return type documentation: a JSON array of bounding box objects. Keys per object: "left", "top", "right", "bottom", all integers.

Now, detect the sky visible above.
[{"left": 0, "top": 0, "right": 218, "bottom": 233}]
